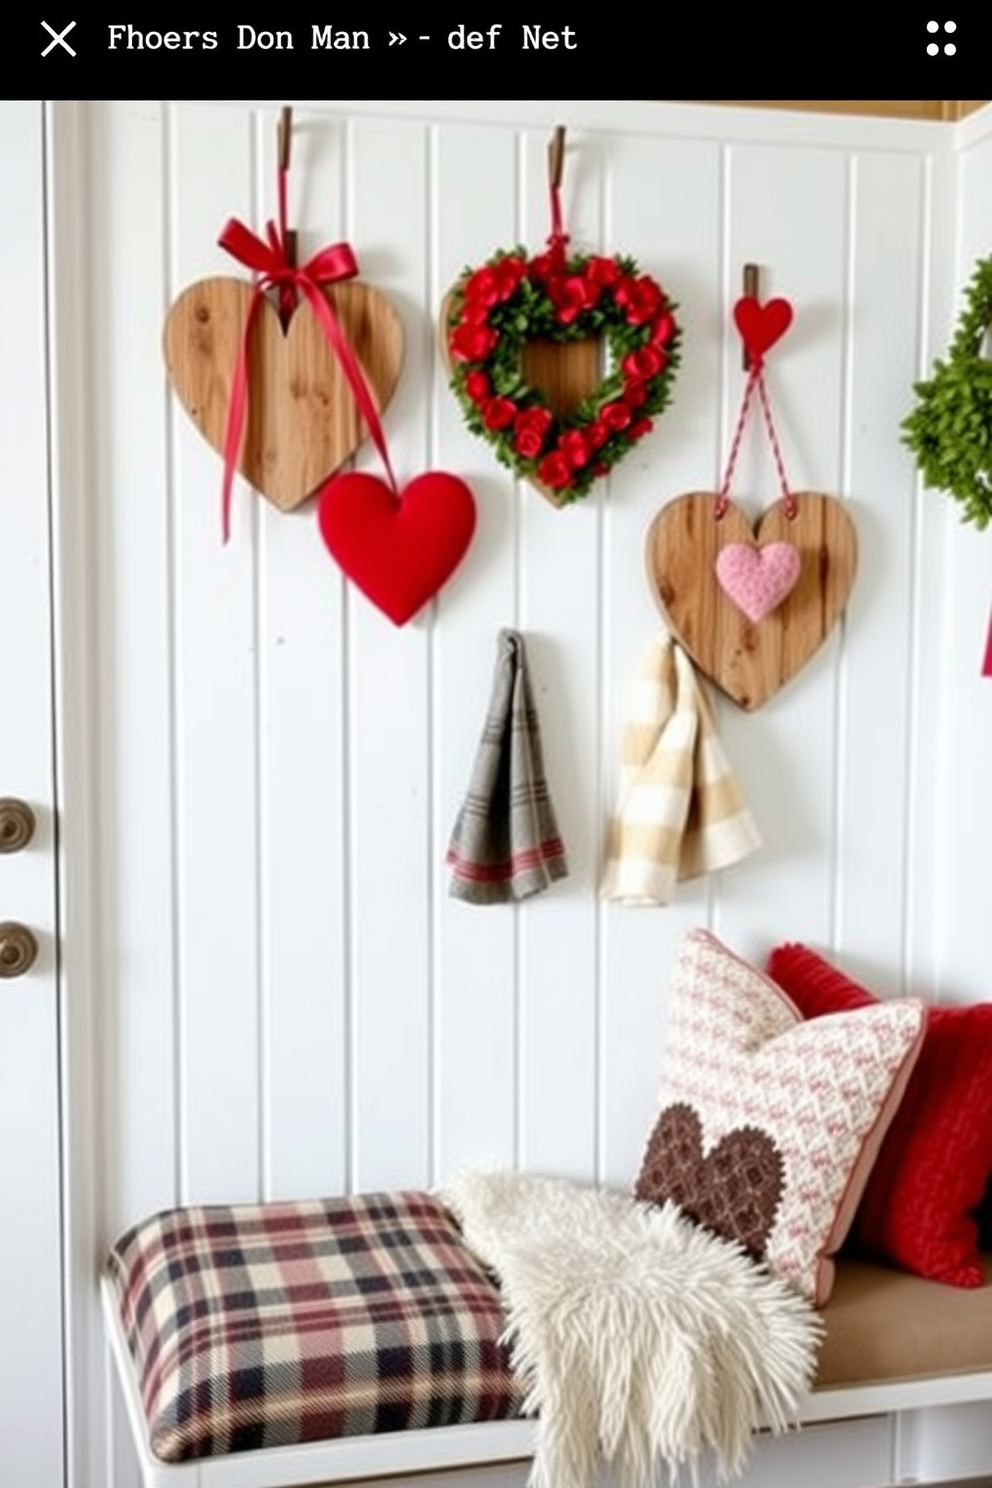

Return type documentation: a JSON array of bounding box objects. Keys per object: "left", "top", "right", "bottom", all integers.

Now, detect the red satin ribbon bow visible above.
[{"left": 217, "top": 216, "right": 397, "bottom": 541}]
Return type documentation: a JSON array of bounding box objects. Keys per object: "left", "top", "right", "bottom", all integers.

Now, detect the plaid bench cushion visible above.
[{"left": 106, "top": 1190, "right": 522, "bottom": 1463}]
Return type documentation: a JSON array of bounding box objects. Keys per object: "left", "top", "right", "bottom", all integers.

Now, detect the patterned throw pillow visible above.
[
  {"left": 635, "top": 929, "right": 925, "bottom": 1305},
  {"left": 767, "top": 941, "right": 992, "bottom": 1287}
]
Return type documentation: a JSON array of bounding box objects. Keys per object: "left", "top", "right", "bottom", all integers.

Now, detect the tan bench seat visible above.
[{"left": 817, "top": 1253, "right": 992, "bottom": 1389}]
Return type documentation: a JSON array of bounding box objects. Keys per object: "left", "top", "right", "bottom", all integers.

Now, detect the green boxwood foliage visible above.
[{"left": 901, "top": 254, "right": 992, "bottom": 529}]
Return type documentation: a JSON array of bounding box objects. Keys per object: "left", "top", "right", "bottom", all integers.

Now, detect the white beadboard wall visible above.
[
  {"left": 71, "top": 97, "right": 992, "bottom": 1484},
  {"left": 910, "top": 106, "right": 992, "bottom": 1488}
]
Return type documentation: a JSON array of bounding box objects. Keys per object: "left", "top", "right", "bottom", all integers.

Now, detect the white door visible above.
[{"left": 0, "top": 99, "right": 66, "bottom": 1487}]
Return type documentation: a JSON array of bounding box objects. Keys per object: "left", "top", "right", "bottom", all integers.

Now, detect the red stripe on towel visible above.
[{"left": 446, "top": 839, "right": 566, "bottom": 882}]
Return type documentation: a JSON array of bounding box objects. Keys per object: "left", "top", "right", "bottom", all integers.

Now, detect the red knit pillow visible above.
[{"left": 767, "top": 942, "right": 992, "bottom": 1287}]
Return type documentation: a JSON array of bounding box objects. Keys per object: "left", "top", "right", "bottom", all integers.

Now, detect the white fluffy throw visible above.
[{"left": 441, "top": 1171, "right": 822, "bottom": 1488}]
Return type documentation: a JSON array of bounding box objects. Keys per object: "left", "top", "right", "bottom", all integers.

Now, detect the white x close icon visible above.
[{"left": 41, "top": 19, "right": 77, "bottom": 55}]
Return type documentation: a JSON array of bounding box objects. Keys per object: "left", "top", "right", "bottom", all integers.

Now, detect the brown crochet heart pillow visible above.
[{"left": 634, "top": 929, "right": 925, "bottom": 1305}]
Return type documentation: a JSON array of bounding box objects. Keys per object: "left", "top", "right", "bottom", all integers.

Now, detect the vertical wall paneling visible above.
[
  {"left": 256, "top": 110, "right": 350, "bottom": 1203},
  {"left": 170, "top": 104, "right": 262, "bottom": 1204},
  {"left": 912, "top": 112, "right": 992, "bottom": 1476},
  {"left": 92, "top": 101, "right": 178, "bottom": 1235},
  {"left": 930, "top": 121, "right": 992, "bottom": 1003},
  {"left": 432, "top": 124, "right": 520, "bottom": 1180},
  {"left": 64, "top": 97, "right": 992, "bottom": 1486},
  {"left": 717, "top": 144, "right": 848, "bottom": 955},
  {"left": 599, "top": 134, "right": 725, "bottom": 1187},
  {"left": 347, "top": 119, "right": 433, "bottom": 1192},
  {"left": 903, "top": 145, "right": 956, "bottom": 1008},
  {"left": 515, "top": 127, "right": 604, "bottom": 1179},
  {"left": 835, "top": 151, "right": 927, "bottom": 988}
]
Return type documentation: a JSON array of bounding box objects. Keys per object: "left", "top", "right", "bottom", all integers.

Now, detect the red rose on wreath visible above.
[
  {"left": 623, "top": 346, "right": 664, "bottom": 380},
  {"left": 560, "top": 430, "right": 591, "bottom": 469},
  {"left": 538, "top": 450, "right": 574, "bottom": 489},
  {"left": 650, "top": 312, "right": 676, "bottom": 347},
  {"left": 513, "top": 406, "right": 554, "bottom": 459},
  {"left": 587, "top": 256, "right": 622, "bottom": 288},
  {"left": 483, "top": 397, "right": 517, "bottom": 431},
  {"left": 514, "top": 428, "right": 543, "bottom": 459},
  {"left": 446, "top": 245, "right": 681, "bottom": 504},
  {"left": 549, "top": 274, "right": 601, "bottom": 323},
  {"left": 465, "top": 370, "right": 491, "bottom": 403},
  {"left": 458, "top": 299, "right": 494, "bottom": 326},
  {"left": 451, "top": 323, "right": 498, "bottom": 362},
  {"left": 516, "top": 406, "right": 553, "bottom": 435},
  {"left": 464, "top": 256, "right": 526, "bottom": 309},
  {"left": 615, "top": 274, "right": 664, "bottom": 326},
  {"left": 601, "top": 401, "right": 632, "bottom": 433}
]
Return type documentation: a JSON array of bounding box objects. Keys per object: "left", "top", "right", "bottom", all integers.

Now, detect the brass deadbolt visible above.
[
  {"left": 0, "top": 799, "right": 36, "bottom": 854},
  {"left": 0, "top": 923, "right": 38, "bottom": 978}
]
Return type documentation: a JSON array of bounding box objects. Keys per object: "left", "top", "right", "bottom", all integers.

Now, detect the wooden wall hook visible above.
[
  {"left": 742, "top": 263, "right": 759, "bottom": 370},
  {"left": 548, "top": 125, "right": 566, "bottom": 189},
  {"left": 276, "top": 106, "right": 297, "bottom": 276},
  {"left": 278, "top": 106, "right": 293, "bottom": 171}
]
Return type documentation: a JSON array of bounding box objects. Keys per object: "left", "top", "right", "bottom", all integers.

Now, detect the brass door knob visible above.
[
  {"left": 0, "top": 799, "right": 36, "bottom": 854},
  {"left": 0, "top": 923, "right": 38, "bottom": 978}
]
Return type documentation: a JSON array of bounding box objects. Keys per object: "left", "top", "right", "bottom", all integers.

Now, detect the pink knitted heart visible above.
[{"left": 715, "top": 541, "right": 801, "bottom": 623}]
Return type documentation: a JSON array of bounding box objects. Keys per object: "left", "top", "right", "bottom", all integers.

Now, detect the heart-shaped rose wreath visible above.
[{"left": 443, "top": 248, "right": 680, "bottom": 506}]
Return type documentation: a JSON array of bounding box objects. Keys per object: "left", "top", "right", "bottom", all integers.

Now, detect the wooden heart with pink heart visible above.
[
  {"left": 164, "top": 277, "right": 404, "bottom": 512},
  {"left": 646, "top": 492, "right": 858, "bottom": 710}
]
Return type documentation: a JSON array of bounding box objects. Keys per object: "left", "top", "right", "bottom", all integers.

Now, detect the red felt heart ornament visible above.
[
  {"left": 317, "top": 471, "right": 477, "bottom": 626},
  {"left": 733, "top": 295, "right": 793, "bottom": 364}
]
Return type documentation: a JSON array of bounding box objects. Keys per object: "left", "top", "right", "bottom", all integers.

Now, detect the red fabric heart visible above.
[
  {"left": 317, "top": 470, "right": 476, "bottom": 626},
  {"left": 733, "top": 295, "right": 793, "bottom": 364}
]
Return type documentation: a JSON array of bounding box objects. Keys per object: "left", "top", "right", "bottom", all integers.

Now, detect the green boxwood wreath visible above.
[
  {"left": 446, "top": 246, "right": 681, "bottom": 503},
  {"left": 902, "top": 253, "right": 992, "bottom": 529}
]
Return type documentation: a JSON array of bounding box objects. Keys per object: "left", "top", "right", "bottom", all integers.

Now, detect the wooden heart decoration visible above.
[
  {"left": 646, "top": 491, "right": 858, "bottom": 710},
  {"left": 164, "top": 277, "right": 404, "bottom": 512},
  {"left": 733, "top": 295, "right": 793, "bottom": 363},
  {"left": 635, "top": 1102, "right": 785, "bottom": 1259},
  {"left": 439, "top": 247, "right": 680, "bottom": 508},
  {"left": 317, "top": 470, "right": 476, "bottom": 626}
]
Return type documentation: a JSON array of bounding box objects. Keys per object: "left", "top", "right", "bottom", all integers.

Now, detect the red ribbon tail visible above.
[
  {"left": 982, "top": 600, "right": 992, "bottom": 678},
  {"left": 220, "top": 290, "right": 264, "bottom": 542},
  {"left": 300, "top": 279, "right": 398, "bottom": 494}
]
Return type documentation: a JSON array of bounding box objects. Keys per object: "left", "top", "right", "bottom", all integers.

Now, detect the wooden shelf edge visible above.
[{"left": 686, "top": 101, "right": 989, "bottom": 122}]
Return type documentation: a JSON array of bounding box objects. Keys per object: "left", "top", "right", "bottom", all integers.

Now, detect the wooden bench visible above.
[{"left": 102, "top": 1196, "right": 992, "bottom": 1488}]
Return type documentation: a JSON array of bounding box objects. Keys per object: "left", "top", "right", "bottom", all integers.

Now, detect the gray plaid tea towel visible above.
[{"left": 447, "top": 629, "right": 568, "bottom": 904}]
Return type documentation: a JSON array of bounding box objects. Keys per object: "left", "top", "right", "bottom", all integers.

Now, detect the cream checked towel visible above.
[{"left": 601, "top": 632, "right": 761, "bottom": 905}]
